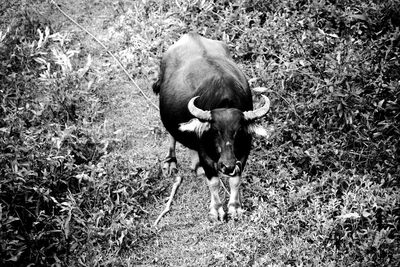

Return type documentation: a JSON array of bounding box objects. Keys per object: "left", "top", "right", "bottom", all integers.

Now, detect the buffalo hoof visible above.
[
  {"left": 209, "top": 206, "right": 226, "bottom": 222},
  {"left": 195, "top": 166, "right": 205, "bottom": 177},
  {"left": 228, "top": 205, "right": 244, "bottom": 220},
  {"left": 162, "top": 159, "right": 177, "bottom": 176}
]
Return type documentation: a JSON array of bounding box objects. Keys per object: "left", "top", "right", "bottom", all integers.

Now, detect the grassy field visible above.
[{"left": 1, "top": 0, "right": 399, "bottom": 266}]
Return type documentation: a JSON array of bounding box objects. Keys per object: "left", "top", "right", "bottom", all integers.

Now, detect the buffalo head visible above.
[{"left": 179, "top": 95, "right": 270, "bottom": 176}]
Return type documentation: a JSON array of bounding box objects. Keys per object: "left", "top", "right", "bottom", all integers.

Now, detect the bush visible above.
[{"left": 0, "top": 11, "right": 104, "bottom": 265}]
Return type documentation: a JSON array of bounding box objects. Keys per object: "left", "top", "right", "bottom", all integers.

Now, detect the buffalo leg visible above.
[
  {"left": 162, "top": 134, "right": 177, "bottom": 176},
  {"left": 228, "top": 175, "right": 244, "bottom": 218},
  {"left": 207, "top": 176, "right": 225, "bottom": 221},
  {"left": 190, "top": 150, "right": 205, "bottom": 176}
]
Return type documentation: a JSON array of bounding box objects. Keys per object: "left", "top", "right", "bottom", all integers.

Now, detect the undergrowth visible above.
[{"left": 0, "top": 6, "right": 165, "bottom": 266}]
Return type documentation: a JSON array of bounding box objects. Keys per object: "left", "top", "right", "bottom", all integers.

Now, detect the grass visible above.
[{"left": 0, "top": 0, "right": 399, "bottom": 266}]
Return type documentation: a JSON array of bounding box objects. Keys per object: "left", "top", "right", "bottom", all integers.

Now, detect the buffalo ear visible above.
[
  {"left": 179, "top": 119, "right": 210, "bottom": 137},
  {"left": 247, "top": 123, "right": 270, "bottom": 138}
]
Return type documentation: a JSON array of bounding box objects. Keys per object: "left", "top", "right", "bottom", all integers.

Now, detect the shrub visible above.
[{"left": 0, "top": 11, "right": 104, "bottom": 265}]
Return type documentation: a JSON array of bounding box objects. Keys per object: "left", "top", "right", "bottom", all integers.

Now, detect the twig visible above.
[
  {"left": 50, "top": 0, "right": 159, "bottom": 111},
  {"left": 153, "top": 175, "right": 182, "bottom": 226},
  {"left": 220, "top": 177, "right": 230, "bottom": 195}
]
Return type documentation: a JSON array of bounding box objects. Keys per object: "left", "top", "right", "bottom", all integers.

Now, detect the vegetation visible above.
[
  {"left": 0, "top": 0, "right": 399, "bottom": 266},
  {"left": 0, "top": 4, "right": 164, "bottom": 265}
]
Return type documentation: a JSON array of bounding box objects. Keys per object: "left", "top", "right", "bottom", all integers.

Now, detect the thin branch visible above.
[
  {"left": 220, "top": 177, "right": 230, "bottom": 195},
  {"left": 153, "top": 175, "right": 182, "bottom": 226}
]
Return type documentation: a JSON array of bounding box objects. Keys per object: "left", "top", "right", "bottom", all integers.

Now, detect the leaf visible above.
[
  {"left": 326, "top": 33, "right": 339, "bottom": 38},
  {"left": 350, "top": 14, "right": 368, "bottom": 22},
  {"left": 362, "top": 211, "right": 371, "bottom": 217},
  {"left": 6, "top": 216, "right": 20, "bottom": 224},
  {"left": 37, "top": 28, "right": 44, "bottom": 48},
  {"left": 64, "top": 209, "right": 72, "bottom": 239},
  {"left": 337, "top": 212, "right": 360, "bottom": 219},
  {"left": 377, "top": 99, "right": 385, "bottom": 108},
  {"left": 78, "top": 54, "right": 92, "bottom": 78},
  {"left": 118, "top": 229, "right": 127, "bottom": 246}
]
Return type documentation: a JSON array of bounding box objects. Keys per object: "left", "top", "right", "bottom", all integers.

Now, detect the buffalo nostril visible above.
[
  {"left": 219, "top": 163, "right": 235, "bottom": 174},
  {"left": 220, "top": 165, "right": 227, "bottom": 173}
]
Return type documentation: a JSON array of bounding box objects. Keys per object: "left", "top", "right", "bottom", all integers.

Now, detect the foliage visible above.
[
  {"left": 0, "top": 8, "right": 166, "bottom": 266},
  {"left": 65, "top": 155, "right": 166, "bottom": 266},
  {"left": 0, "top": 10, "right": 96, "bottom": 265}
]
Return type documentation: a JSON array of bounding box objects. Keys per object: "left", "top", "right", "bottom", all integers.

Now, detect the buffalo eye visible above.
[{"left": 234, "top": 126, "right": 244, "bottom": 139}]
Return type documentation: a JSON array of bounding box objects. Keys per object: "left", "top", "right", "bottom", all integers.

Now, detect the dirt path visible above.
[{"left": 52, "top": 1, "right": 262, "bottom": 266}]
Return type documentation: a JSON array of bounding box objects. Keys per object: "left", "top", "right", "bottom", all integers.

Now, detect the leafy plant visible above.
[{"left": 0, "top": 10, "right": 104, "bottom": 265}]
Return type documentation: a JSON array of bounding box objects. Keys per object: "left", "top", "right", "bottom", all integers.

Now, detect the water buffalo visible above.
[{"left": 153, "top": 32, "right": 270, "bottom": 223}]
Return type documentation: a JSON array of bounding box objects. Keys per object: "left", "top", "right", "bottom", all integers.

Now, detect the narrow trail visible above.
[{"left": 53, "top": 1, "right": 261, "bottom": 266}]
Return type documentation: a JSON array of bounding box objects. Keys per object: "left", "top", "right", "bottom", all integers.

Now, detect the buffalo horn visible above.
[
  {"left": 243, "top": 95, "right": 270, "bottom": 121},
  {"left": 187, "top": 96, "right": 212, "bottom": 121}
]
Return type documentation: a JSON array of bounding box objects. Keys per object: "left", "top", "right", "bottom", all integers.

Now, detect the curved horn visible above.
[
  {"left": 243, "top": 95, "right": 270, "bottom": 121},
  {"left": 187, "top": 96, "right": 212, "bottom": 121}
]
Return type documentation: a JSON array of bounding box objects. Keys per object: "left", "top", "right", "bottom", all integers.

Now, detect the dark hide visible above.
[{"left": 154, "top": 32, "right": 254, "bottom": 178}]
